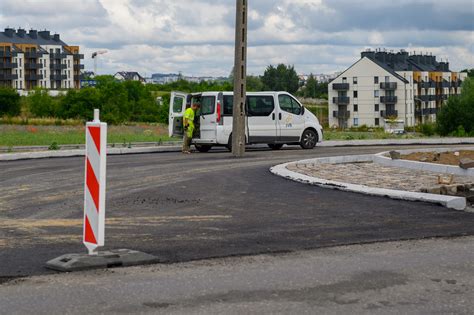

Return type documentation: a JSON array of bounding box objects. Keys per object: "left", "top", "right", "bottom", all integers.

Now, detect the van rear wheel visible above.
[
  {"left": 300, "top": 129, "right": 317, "bottom": 149},
  {"left": 195, "top": 144, "right": 212, "bottom": 153},
  {"left": 268, "top": 144, "right": 284, "bottom": 150}
]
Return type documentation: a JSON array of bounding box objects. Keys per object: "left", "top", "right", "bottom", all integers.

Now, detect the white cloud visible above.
[{"left": 0, "top": 0, "right": 472, "bottom": 76}]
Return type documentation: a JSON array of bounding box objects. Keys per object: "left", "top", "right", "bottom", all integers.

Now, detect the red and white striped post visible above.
[{"left": 83, "top": 109, "right": 107, "bottom": 255}]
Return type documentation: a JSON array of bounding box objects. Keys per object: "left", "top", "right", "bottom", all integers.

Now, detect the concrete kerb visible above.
[
  {"left": 0, "top": 146, "right": 183, "bottom": 161},
  {"left": 2, "top": 138, "right": 474, "bottom": 162},
  {"left": 374, "top": 147, "right": 474, "bottom": 177},
  {"left": 270, "top": 154, "right": 467, "bottom": 211}
]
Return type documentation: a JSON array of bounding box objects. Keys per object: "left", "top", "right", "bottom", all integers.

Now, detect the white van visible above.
[{"left": 169, "top": 91, "right": 323, "bottom": 152}]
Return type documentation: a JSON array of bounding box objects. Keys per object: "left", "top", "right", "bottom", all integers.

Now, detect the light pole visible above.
[{"left": 232, "top": 0, "right": 248, "bottom": 157}]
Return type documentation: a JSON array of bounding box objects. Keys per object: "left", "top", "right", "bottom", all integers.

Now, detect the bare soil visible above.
[{"left": 401, "top": 150, "right": 474, "bottom": 166}]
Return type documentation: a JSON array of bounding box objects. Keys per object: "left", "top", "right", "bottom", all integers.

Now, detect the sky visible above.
[{"left": 0, "top": 0, "right": 473, "bottom": 77}]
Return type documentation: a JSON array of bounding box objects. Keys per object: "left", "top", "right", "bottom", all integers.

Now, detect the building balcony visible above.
[
  {"left": 49, "top": 53, "right": 69, "bottom": 59},
  {"left": 380, "top": 82, "right": 397, "bottom": 90},
  {"left": 451, "top": 80, "right": 462, "bottom": 88},
  {"left": 0, "top": 73, "right": 19, "bottom": 80},
  {"left": 381, "top": 110, "right": 398, "bottom": 118},
  {"left": 438, "top": 81, "right": 451, "bottom": 88},
  {"left": 332, "top": 96, "right": 350, "bottom": 105},
  {"left": 436, "top": 94, "right": 448, "bottom": 101},
  {"left": 420, "top": 81, "right": 436, "bottom": 89},
  {"left": 419, "top": 95, "right": 436, "bottom": 102},
  {"left": 25, "top": 63, "right": 44, "bottom": 70},
  {"left": 333, "top": 111, "right": 350, "bottom": 119},
  {"left": 73, "top": 64, "right": 85, "bottom": 70},
  {"left": 50, "top": 63, "right": 67, "bottom": 70},
  {"left": 73, "top": 54, "right": 84, "bottom": 60},
  {"left": 74, "top": 75, "right": 81, "bottom": 81},
  {"left": 0, "top": 51, "right": 15, "bottom": 57},
  {"left": 0, "top": 62, "right": 18, "bottom": 69},
  {"left": 50, "top": 74, "right": 68, "bottom": 81},
  {"left": 25, "top": 74, "right": 44, "bottom": 81},
  {"left": 422, "top": 108, "right": 437, "bottom": 116},
  {"left": 332, "top": 83, "right": 350, "bottom": 90},
  {"left": 25, "top": 51, "right": 45, "bottom": 59},
  {"left": 380, "top": 96, "right": 397, "bottom": 104}
]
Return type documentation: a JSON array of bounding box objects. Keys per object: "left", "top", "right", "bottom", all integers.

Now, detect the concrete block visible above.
[
  {"left": 45, "top": 249, "right": 159, "bottom": 272},
  {"left": 389, "top": 151, "right": 400, "bottom": 160},
  {"left": 459, "top": 158, "right": 474, "bottom": 170}
]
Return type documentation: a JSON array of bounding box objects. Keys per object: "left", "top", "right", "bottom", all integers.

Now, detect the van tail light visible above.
[{"left": 216, "top": 101, "right": 222, "bottom": 123}]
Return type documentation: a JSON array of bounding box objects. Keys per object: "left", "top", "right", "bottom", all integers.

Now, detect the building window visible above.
[
  {"left": 353, "top": 118, "right": 359, "bottom": 127},
  {"left": 374, "top": 76, "right": 379, "bottom": 84},
  {"left": 354, "top": 104, "right": 358, "bottom": 112},
  {"left": 385, "top": 76, "right": 390, "bottom": 83},
  {"left": 374, "top": 90, "right": 379, "bottom": 97},
  {"left": 353, "top": 91, "right": 358, "bottom": 98},
  {"left": 353, "top": 77, "right": 358, "bottom": 84},
  {"left": 342, "top": 77, "right": 347, "bottom": 83},
  {"left": 375, "top": 118, "right": 380, "bottom": 126},
  {"left": 375, "top": 104, "right": 379, "bottom": 111}
]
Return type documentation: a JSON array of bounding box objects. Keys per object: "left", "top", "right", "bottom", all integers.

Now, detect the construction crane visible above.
[{"left": 91, "top": 50, "right": 108, "bottom": 75}]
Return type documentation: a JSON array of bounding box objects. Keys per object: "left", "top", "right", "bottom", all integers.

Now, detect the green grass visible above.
[{"left": 0, "top": 124, "right": 176, "bottom": 147}]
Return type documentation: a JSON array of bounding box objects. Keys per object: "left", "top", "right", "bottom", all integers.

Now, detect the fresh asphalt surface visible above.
[{"left": 1, "top": 144, "right": 474, "bottom": 279}]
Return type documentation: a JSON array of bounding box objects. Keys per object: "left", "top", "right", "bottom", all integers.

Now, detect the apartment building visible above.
[
  {"left": 0, "top": 28, "right": 84, "bottom": 90},
  {"left": 328, "top": 49, "right": 468, "bottom": 128}
]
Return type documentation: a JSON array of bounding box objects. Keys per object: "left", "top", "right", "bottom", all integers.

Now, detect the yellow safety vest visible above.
[{"left": 184, "top": 108, "right": 195, "bottom": 138}]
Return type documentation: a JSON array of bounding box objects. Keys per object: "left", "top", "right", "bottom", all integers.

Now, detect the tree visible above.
[
  {"left": 28, "top": 88, "right": 56, "bottom": 117},
  {"left": 247, "top": 75, "right": 263, "bottom": 91},
  {"left": 304, "top": 74, "right": 317, "bottom": 98},
  {"left": 0, "top": 87, "right": 21, "bottom": 116},
  {"left": 461, "top": 69, "right": 474, "bottom": 78},
  {"left": 261, "top": 64, "right": 299, "bottom": 94},
  {"left": 437, "top": 77, "right": 474, "bottom": 136}
]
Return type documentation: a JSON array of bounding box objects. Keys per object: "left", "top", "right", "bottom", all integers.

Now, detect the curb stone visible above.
[{"left": 270, "top": 154, "right": 467, "bottom": 211}]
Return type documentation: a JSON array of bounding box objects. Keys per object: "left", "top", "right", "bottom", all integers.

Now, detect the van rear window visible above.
[
  {"left": 223, "top": 95, "right": 234, "bottom": 115},
  {"left": 200, "top": 96, "right": 215, "bottom": 115}
]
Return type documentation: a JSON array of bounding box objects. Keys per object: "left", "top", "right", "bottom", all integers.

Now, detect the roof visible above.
[
  {"left": 332, "top": 56, "right": 409, "bottom": 84},
  {"left": 0, "top": 28, "right": 69, "bottom": 47}
]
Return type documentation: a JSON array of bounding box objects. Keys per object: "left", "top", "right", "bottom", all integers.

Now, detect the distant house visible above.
[{"left": 114, "top": 71, "right": 145, "bottom": 83}]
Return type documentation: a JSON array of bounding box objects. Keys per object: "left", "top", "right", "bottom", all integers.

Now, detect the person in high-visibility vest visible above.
[{"left": 182, "top": 103, "right": 200, "bottom": 154}]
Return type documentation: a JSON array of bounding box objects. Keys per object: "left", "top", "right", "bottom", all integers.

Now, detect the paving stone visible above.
[
  {"left": 287, "top": 161, "right": 473, "bottom": 193},
  {"left": 460, "top": 158, "right": 474, "bottom": 169}
]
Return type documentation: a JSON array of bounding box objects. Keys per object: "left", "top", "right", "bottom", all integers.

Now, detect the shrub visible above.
[
  {"left": 0, "top": 87, "right": 21, "bottom": 116},
  {"left": 437, "top": 77, "right": 474, "bottom": 136},
  {"left": 419, "top": 123, "right": 436, "bottom": 136},
  {"left": 27, "top": 88, "right": 57, "bottom": 117}
]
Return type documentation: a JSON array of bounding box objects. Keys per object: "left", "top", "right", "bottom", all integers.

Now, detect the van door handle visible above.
[
  {"left": 272, "top": 113, "right": 275, "bottom": 120},
  {"left": 279, "top": 113, "right": 282, "bottom": 120}
]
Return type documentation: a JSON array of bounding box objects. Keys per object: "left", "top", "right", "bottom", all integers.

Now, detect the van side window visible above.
[
  {"left": 278, "top": 94, "right": 302, "bottom": 115},
  {"left": 200, "top": 96, "right": 215, "bottom": 115},
  {"left": 246, "top": 96, "right": 274, "bottom": 116},
  {"left": 223, "top": 95, "right": 233, "bottom": 115},
  {"left": 173, "top": 96, "right": 184, "bottom": 113}
]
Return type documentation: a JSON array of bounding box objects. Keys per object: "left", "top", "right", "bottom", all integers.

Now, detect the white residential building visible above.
[
  {"left": 328, "top": 50, "right": 468, "bottom": 128},
  {"left": 0, "top": 28, "right": 84, "bottom": 90}
]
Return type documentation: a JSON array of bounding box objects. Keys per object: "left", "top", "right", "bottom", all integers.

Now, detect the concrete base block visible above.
[{"left": 45, "top": 249, "right": 159, "bottom": 272}]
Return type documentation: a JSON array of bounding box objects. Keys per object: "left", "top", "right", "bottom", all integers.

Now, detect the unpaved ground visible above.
[{"left": 401, "top": 150, "right": 474, "bottom": 166}]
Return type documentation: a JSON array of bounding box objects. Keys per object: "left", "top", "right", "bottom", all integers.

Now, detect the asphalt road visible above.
[
  {"left": 1, "top": 237, "right": 473, "bottom": 314},
  {"left": 1, "top": 145, "right": 474, "bottom": 279}
]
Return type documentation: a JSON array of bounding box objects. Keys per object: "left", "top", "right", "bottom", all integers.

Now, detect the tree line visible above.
[{"left": 0, "top": 64, "right": 329, "bottom": 124}]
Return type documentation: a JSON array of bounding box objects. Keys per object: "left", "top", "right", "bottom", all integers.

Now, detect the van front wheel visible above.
[
  {"left": 195, "top": 144, "right": 212, "bottom": 153},
  {"left": 300, "top": 129, "right": 318, "bottom": 149}
]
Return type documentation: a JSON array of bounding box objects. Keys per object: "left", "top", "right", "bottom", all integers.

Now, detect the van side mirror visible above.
[{"left": 301, "top": 107, "right": 305, "bottom": 115}]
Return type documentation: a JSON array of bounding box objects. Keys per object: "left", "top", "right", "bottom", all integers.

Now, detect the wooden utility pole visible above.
[{"left": 232, "top": 0, "right": 248, "bottom": 157}]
